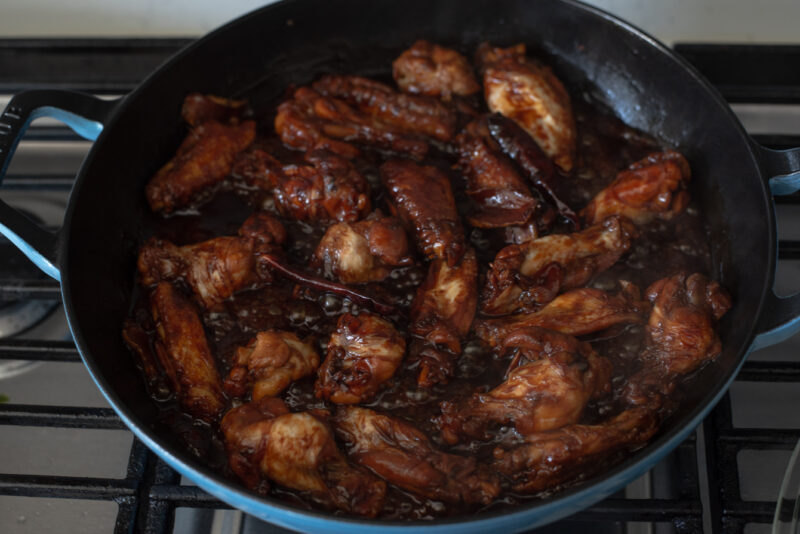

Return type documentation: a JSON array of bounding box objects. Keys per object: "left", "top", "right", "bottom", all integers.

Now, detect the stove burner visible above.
[{"left": 0, "top": 300, "right": 58, "bottom": 338}]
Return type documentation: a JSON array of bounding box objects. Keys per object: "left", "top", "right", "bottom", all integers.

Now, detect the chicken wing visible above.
[
  {"left": 220, "top": 397, "right": 386, "bottom": 516},
  {"left": 582, "top": 151, "right": 691, "bottom": 225},
  {"left": 481, "top": 215, "right": 637, "bottom": 315},
  {"left": 438, "top": 328, "right": 612, "bottom": 443},
  {"left": 407, "top": 249, "right": 478, "bottom": 386},
  {"left": 149, "top": 282, "right": 225, "bottom": 423},
  {"left": 392, "top": 40, "right": 480, "bottom": 101},
  {"left": 477, "top": 43, "right": 576, "bottom": 173},
  {"left": 181, "top": 93, "right": 247, "bottom": 127},
  {"left": 312, "top": 213, "right": 412, "bottom": 284},
  {"left": 146, "top": 119, "right": 256, "bottom": 213},
  {"left": 233, "top": 148, "right": 371, "bottom": 224},
  {"left": 381, "top": 158, "right": 466, "bottom": 266},
  {"left": 476, "top": 282, "right": 645, "bottom": 348},
  {"left": 455, "top": 118, "right": 538, "bottom": 228},
  {"left": 137, "top": 212, "right": 286, "bottom": 308},
  {"left": 315, "top": 312, "right": 406, "bottom": 404},
  {"left": 224, "top": 331, "right": 320, "bottom": 401},
  {"left": 333, "top": 406, "right": 500, "bottom": 505}
]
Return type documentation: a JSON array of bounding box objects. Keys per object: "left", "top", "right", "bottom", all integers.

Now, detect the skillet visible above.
[{"left": 2, "top": 0, "right": 800, "bottom": 531}]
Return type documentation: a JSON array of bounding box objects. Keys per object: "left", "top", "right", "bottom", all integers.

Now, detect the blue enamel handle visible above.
[
  {"left": 0, "top": 90, "right": 118, "bottom": 281},
  {"left": 751, "top": 143, "right": 800, "bottom": 350}
]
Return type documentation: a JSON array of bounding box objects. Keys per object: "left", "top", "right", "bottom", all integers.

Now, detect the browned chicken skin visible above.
[
  {"left": 149, "top": 282, "right": 225, "bottom": 423},
  {"left": 582, "top": 151, "right": 692, "bottom": 225},
  {"left": 181, "top": 93, "right": 247, "bottom": 127},
  {"left": 224, "top": 331, "right": 320, "bottom": 401},
  {"left": 333, "top": 406, "right": 500, "bottom": 505},
  {"left": 439, "top": 328, "right": 612, "bottom": 444},
  {"left": 407, "top": 249, "right": 478, "bottom": 386},
  {"left": 392, "top": 40, "right": 480, "bottom": 100},
  {"left": 476, "top": 282, "right": 645, "bottom": 348},
  {"left": 381, "top": 158, "right": 466, "bottom": 266},
  {"left": 137, "top": 212, "right": 286, "bottom": 308},
  {"left": 312, "top": 213, "right": 412, "bottom": 284},
  {"left": 316, "top": 313, "right": 406, "bottom": 404},
  {"left": 220, "top": 397, "right": 386, "bottom": 516},
  {"left": 146, "top": 119, "right": 256, "bottom": 213},
  {"left": 481, "top": 215, "right": 638, "bottom": 316},
  {"left": 477, "top": 43, "right": 577, "bottom": 173},
  {"left": 233, "top": 148, "right": 371, "bottom": 224}
]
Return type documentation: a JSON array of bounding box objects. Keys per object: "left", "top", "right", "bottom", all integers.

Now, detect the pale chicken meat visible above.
[
  {"left": 224, "top": 331, "right": 320, "bottom": 401},
  {"left": 149, "top": 282, "right": 225, "bottom": 423},
  {"left": 312, "top": 213, "right": 412, "bottom": 284},
  {"left": 333, "top": 406, "right": 500, "bottom": 505},
  {"left": 220, "top": 397, "right": 386, "bottom": 516},
  {"left": 438, "top": 328, "right": 612, "bottom": 443},
  {"left": 137, "top": 212, "right": 286, "bottom": 308},
  {"left": 316, "top": 313, "right": 406, "bottom": 404},
  {"left": 481, "top": 215, "right": 638, "bottom": 315},
  {"left": 476, "top": 282, "right": 646, "bottom": 348},
  {"left": 392, "top": 40, "right": 480, "bottom": 100},
  {"left": 408, "top": 249, "right": 478, "bottom": 386},
  {"left": 582, "top": 151, "right": 692, "bottom": 225},
  {"left": 478, "top": 43, "right": 577, "bottom": 172}
]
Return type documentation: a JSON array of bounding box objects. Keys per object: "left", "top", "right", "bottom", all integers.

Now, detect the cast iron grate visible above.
[{"left": 1, "top": 39, "right": 799, "bottom": 534}]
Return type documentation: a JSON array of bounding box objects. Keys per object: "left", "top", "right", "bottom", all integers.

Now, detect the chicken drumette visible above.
[{"left": 392, "top": 40, "right": 480, "bottom": 101}]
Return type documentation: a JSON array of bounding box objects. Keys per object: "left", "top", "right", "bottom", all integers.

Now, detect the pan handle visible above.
[
  {"left": 0, "top": 90, "right": 119, "bottom": 281},
  {"left": 751, "top": 143, "right": 800, "bottom": 350}
]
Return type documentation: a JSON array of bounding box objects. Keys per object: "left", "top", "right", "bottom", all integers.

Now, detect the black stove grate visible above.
[{"left": 1, "top": 39, "right": 799, "bottom": 534}]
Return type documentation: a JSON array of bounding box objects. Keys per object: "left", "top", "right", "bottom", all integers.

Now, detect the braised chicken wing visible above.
[
  {"left": 316, "top": 313, "right": 406, "bottom": 404},
  {"left": 392, "top": 40, "right": 480, "bottom": 100},
  {"left": 408, "top": 249, "right": 478, "bottom": 386},
  {"left": 224, "top": 331, "right": 320, "bottom": 401},
  {"left": 439, "top": 328, "right": 612, "bottom": 443},
  {"left": 476, "top": 282, "right": 645, "bottom": 348},
  {"left": 582, "top": 151, "right": 691, "bottom": 225},
  {"left": 221, "top": 397, "right": 386, "bottom": 516},
  {"left": 137, "top": 212, "right": 286, "bottom": 308},
  {"left": 233, "top": 148, "right": 371, "bottom": 224},
  {"left": 481, "top": 215, "right": 637, "bottom": 315},
  {"left": 381, "top": 158, "right": 466, "bottom": 266},
  {"left": 477, "top": 43, "right": 576, "bottom": 172},
  {"left": 312, "top": 213, "right": 412, "bottom": 284},
  {"left": 149, "top": 282, "right": 225, "bottom": 423},
  {"left": 146, "top": 119, "right": 256, "bottom": 213},
  {"left": 334, "top": 406, "right": 500, "bottom": 505},
  {"left": 181, "top": 93, "right": 247, "bottom": 127}
]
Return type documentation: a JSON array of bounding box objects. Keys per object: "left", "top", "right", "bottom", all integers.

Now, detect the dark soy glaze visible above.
[{"left": 124, "top": 50, "right": 712, "bottom": 520}]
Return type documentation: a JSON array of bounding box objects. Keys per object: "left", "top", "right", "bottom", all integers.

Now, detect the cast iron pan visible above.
[{"left": 2, "top": 0, "right": 800, "bottom": 532}]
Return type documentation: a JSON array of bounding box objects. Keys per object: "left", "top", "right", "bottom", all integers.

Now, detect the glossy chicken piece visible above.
[
  {"left": 392, "top": 40, "right": 480, "bottom": 100},
  {"left": 476, "top": 282, "right": 645, "bottom": 348},
  {"left": 312, "top": 213, "right": 412, "bottom": 284},
  {"left": 274, "top": 86, "right": 429, "bottom": 159},
  {"left": 220, "top": 397, "right": 386, "bottom": 516},
  {"left": 381, "top": 159, "right": 466, "bottom": 266},
  {"left": 316, "top": 313, "right": 406, "bottom": 404},
  {"left": 146, "top": 119, "right": 256, "bottom": 213},
  {"left": 492, "top": 406, "right": 659, "bottom": 493},
  {"left": 333, "top": 406, "right": 500, "bottom": 505},
  {"left": 582, "top": 151, "right": 692, "bottom": 225},
  {"left": 408, "top": 249, "right": 478, "bottom": 386},
  {"left": 313, "top": 74, "right": 458, "bottom": 142},
  {"left": 456, "top": 118, "right": 538, "bottom": 228},
  {"left": 224, "top": 331, "right": 320, "bottom": 401},
  {"left": 439, "top": 328, "right": 612, "bottom": 444},
  {"left": 624, "top": 272, "right": 732, "bottom": 408},
  {"left": 181, "top": 93, "right": 247, "bottom": 127},
  {"left": 481, "top": 215, "right": 638, "bottom": 315},
  {"left": 149, "top": 282, "right": 225, "bottom": 423},
  {"left": 233, "top": 148, "right": 371, "bottom": 224},
  {"left": 137, "top": 212, "right": 286, "bottom": 308},
  {"left": 477, "top": 43, "right": 576, "bottom": 172}
]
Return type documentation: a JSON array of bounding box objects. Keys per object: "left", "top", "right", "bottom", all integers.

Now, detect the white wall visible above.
[{"left": 0, "top": 0, "right": 799, "bottom": 44}]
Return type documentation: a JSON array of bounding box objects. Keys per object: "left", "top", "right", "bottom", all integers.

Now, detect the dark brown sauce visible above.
[{"left": 126, "top": 64, "right": 712, "bottom": 520}]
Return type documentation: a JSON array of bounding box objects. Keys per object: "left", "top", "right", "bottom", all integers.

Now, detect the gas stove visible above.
[{"left": 0, "top": 37, "right": 799, "bottom": 534}]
